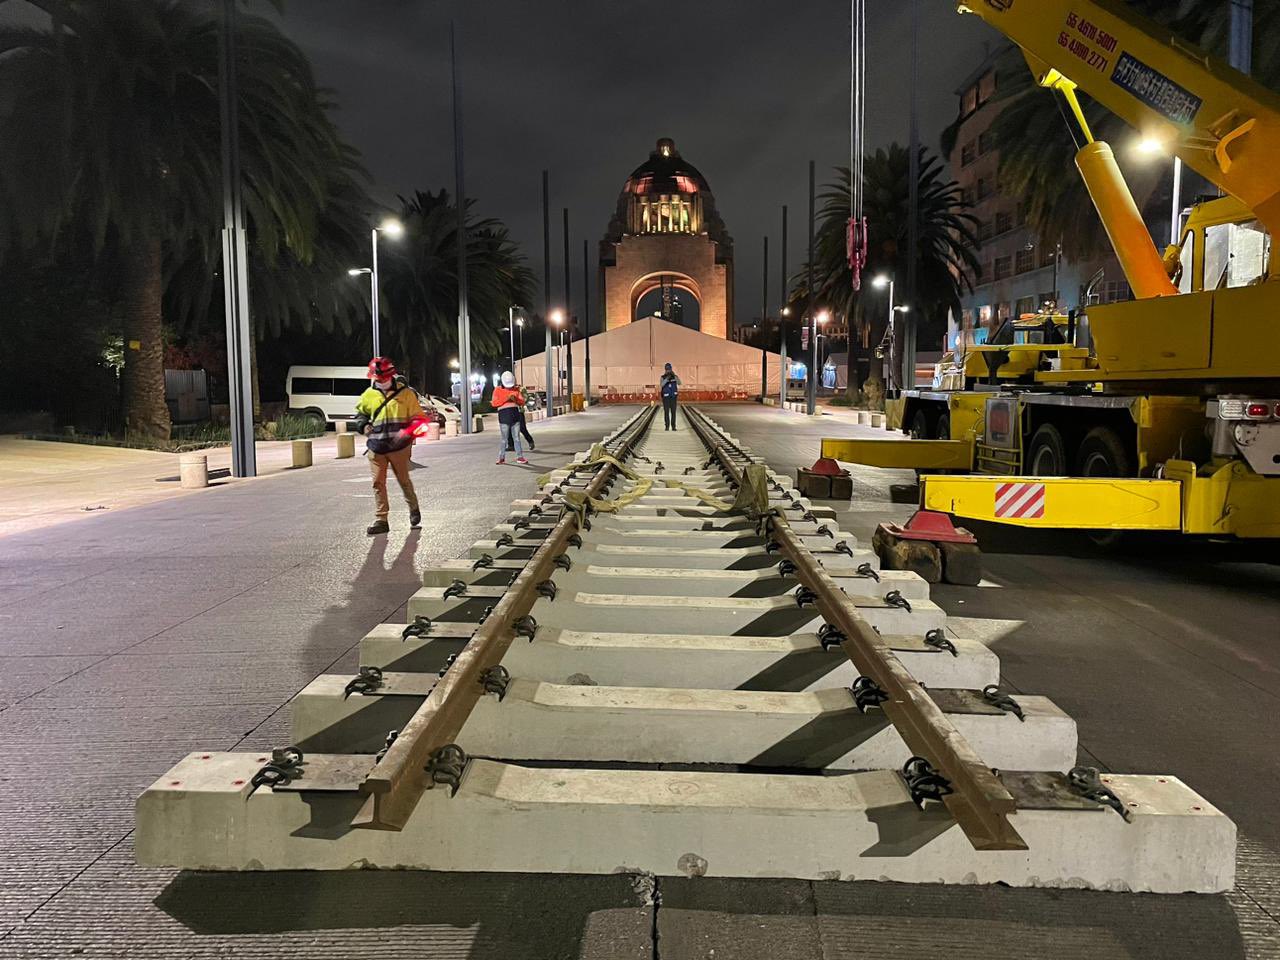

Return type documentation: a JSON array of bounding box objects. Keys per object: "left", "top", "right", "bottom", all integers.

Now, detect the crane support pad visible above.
[
  {"left": 821, "top": 438, "right": 973, "bottom": 471},
  {"left": 921, "top": 476, "right": 1183, "bottom": 531}
]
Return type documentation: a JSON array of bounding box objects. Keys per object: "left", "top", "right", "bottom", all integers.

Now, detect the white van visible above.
[
  {"left": 285, "top": 366, "right": 373, "bottom": 428},
  {"left": 285, "top": 366, "right": 460, "bottom": 428}
]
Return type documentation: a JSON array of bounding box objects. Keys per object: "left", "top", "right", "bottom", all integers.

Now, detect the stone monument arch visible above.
[{"left": 599, "top": 138, "right": 733, "bottom": 340}]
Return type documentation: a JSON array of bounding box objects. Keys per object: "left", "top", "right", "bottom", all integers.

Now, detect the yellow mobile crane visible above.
[{"left": 823, "top": 0, "right": 1280, "bottom": 540}]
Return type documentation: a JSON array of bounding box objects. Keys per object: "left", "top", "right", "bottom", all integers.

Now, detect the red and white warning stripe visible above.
[{"left": 994, "top": 481, "right": 1046, "bottom": 519}]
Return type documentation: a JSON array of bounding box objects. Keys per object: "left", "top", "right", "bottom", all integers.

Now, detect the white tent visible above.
[{"left": 515, "top": 316, "right": 782, "bottom": 402}]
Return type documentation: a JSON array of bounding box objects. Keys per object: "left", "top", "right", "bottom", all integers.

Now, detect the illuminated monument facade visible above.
[{"left": 599, "top": 138, "right": 734, "bottom": 339}]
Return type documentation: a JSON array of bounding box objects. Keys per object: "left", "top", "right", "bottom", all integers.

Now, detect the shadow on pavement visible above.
[
  {"left": 295, "top": 528, "right": 423, "bottom": 690},
  {"left": 658, "top": 877, "right": 1246, "bottom": 960},
  {"left": 155, "top": 870, "right": 651, "bottom": 958},
  {"left": 153, "top": 868, "right": 1247, "bottom": 960}
]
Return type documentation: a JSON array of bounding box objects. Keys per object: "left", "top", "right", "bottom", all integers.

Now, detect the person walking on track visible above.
[
  {"left": 660, "top": 362, "right": 681, "bottom": 430},
  {"left": 493, "top": 371, "right": 530, "bottom": 465},
  {"left": 353, "top": 356, "right": 423, "bottom": 536}
]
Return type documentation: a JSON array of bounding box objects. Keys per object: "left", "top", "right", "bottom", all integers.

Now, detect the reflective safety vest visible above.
[{"left": 354, "top": 377, "right": 424, "bottom": 454}]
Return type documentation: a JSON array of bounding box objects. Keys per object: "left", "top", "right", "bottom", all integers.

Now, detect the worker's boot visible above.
[
  {"left": 409, "top": 509, "right": 421, "bottom": 528},
  {"left": 367, "top": 519, "right": 390, "bottom": 536}
]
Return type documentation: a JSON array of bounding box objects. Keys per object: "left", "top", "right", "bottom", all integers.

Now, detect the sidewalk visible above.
[
  {"left": 759, "top": 398, "right": 893, "bottom": 433},
  {"left": 0, "top": 434, "right": 360, "bottom": 538}
]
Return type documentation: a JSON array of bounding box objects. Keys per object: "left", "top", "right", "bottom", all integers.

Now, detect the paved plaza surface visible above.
[{"left": 0, "top": 403, "right": 1278, "bottom": 958}]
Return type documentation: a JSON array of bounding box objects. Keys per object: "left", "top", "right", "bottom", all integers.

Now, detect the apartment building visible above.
[{"left": 949, "top": 48, "right": 1129, "bottom": 348}]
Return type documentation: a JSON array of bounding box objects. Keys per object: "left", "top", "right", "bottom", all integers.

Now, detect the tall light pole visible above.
[
  {"left": 873, "top": 274, "right": 898, "bottom": 391},
  {"left": 354, "top": 218, "right": 402, "bottom": 358},
  {"left": 506, "top": 305, "right": 517, "bottom": 371},
  {"left": 806, "top": 160, "right": 816, "bottom": 415},
  {"left": 550, "top": 309, "right": 564, "bottom": 411},
  {"left": 582, "top": 238, "right": 591, "bottom": 406},
  {"left": 1135, "top": 135, "right": 1185, "bottom": 249},
  {"left": 218, "top": 0, "right": 255, "bottom": 477},
  {"left": 761, "top": 234, "right": 769, "bottom": 400},
  {"left": 516, "top": 316, "right": 526, "bottom": 386},
  {"left": 563, "top": 208, "right": 574, "bottom": 408},
  {"left": 451, "top": 23, "right": 472, "bottom": 434},
  {"left": 779, "top": 205, "right": 789, "bottom": 407},
  {"left": 542, "top": 171, "right": 554, "bottom": 418},
  {"left": 812, "top": 310, "right": 829, "bottom": 406},
  {"left": 904, "top": 0, "right": 921, "bottom": 400}
]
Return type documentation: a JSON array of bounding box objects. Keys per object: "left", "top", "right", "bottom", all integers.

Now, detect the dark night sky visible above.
[
  {"left": 5, "top": 1, "right": 999, "bottom": 330},
  {"left": 278, "top": 0, "right": 996, "bottom": 329}
]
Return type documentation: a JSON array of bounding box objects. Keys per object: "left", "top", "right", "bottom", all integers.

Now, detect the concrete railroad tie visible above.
[{"left": 136, "top": 407, "right": 1235, "bottom": 892}]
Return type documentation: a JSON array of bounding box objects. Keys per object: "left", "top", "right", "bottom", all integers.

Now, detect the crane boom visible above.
[{"left": 958, "top": 0, "right": 1280, "bottom": 246}]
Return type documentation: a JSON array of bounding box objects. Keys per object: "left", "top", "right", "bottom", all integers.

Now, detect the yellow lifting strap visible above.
[
  {"left": 660, "top": 462, "right": 771, "bottom": 518},
  {"left": 543, "top": 451, "right": 771, "bottom": 522}
]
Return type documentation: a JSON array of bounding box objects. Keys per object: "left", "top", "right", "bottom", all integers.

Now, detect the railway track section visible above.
[{"left": 137, "top": 405, "right": 1234, "bottom": 891}]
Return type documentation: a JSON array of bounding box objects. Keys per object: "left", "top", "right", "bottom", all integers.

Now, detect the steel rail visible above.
[
  {"left": 684, "top": 407, "right": 1026, "bottom": 851},
  {"left": 352, "top": 403, "right": 658, "bottom": 830}
]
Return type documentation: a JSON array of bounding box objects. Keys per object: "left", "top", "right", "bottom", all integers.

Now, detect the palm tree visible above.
[
  {"left": 796, "top": 146, "right": 979, "bottom": 400},
  {"left": 965, "top": 0, "right": 1280, "bottom": 261},
  {"left": 379, "top": 190, "right": 536, "bottom": 392},
  {"left": 165, "top": 148, "right": 375, "bottom": 416},
  {"left": 0, "top": 1, "right": 354, "bottom": 439}
]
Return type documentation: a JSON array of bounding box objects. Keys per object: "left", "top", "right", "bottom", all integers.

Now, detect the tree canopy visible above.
[{"left": 794, "top": 145, "right": 978, "bottom": 395}]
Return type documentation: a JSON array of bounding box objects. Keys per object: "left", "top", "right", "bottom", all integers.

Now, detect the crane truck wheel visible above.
[
  {"left": 935, "top": 414, "right": 950, "bottom": 440},
  {"left": 1076, "top": 426, "right": 1133, "bottom": 478},
  {"left": 909, "top": 410, "right": 930, "bottom": 439},
  {"left": 1076, "top": 427, "right": 1134, "bottom": 549},
  {"left": 1026, "top": 424, "right": 1068, "bottom": 475}
]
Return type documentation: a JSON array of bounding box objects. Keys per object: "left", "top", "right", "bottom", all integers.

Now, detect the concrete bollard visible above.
[
  {"left": 335, "top": 433, "right": 355, "bottom": 459},
  {"left": 857, "top": 410, "right": 870, "bottom": 425},
  {"left": 335, "top": 420, "right": 348, "bottom": 435},
  {"left": 424, "top": 422, "right": 441, "bottom": 442},
  {"left": 292, "top": 439, "right": 313, "bottom": 468},
  {"left": 871, "top": 412, "right": 885, "bottom": 428},
  {"left": 445, "top": 420, "right": 460, "bottom": 437},
  {"left": 472, "top": 414, "right": 485, "bottom": 433},
  {"left": 179, "top": 453, "right": 208, "bottom": 489}
]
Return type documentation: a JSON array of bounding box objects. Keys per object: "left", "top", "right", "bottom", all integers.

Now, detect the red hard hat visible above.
[{"left": 368, "top": 357, "right": 396, "bottom": 379}]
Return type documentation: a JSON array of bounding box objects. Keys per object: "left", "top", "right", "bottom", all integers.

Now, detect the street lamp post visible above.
[
  {"left": 350, "top": 219, "right": 403, "bottom": 358},
  {"left": 550, "top": 309, "right": 564, "bottom": 412},
  {"left": 872, "top": 274, "right": 911, "bottom": 393},
  {"left": 370, "top": 219, "right": 402, "bottom": 357},
  {"left": 1135, "top": 135, "right": 1185, "bottom": 250},
  {"left": 516, "top": 316, "right": 526, "bottom": 386},
  {"left": 779, "top": 306, "right": 791, "bottom": 406},
  {"left": 507, "top": 306, "right": 518, "bottom": 371},
  {"left": 812, "top": 311, "right": 829, "bottom": 407}
]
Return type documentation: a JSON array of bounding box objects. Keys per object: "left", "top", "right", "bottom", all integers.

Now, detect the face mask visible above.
[{"left": 375, "top": 378, "right": 392, "bottom": 390}]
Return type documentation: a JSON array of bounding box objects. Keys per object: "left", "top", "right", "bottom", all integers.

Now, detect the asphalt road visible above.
[{"left": 0, "top": 402, "right": 1277, "bottom": 959}]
